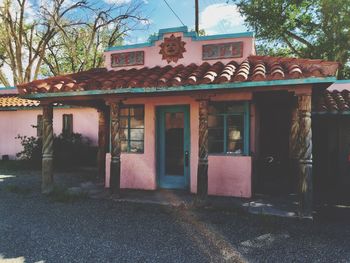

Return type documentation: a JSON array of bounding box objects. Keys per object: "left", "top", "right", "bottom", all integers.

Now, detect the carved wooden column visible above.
[
  {"left": 296, "top": 94, "right": 313, "bottom": 218},
  {"left": 42, "top": 103, "right": 54, "bottom": 194},
  {"left": 97, "top": 107, "right": 108, "bottom": 180},
  {"left": 197, "top": 99, "right": 209, "bottom": 199},
  {"left": 110, "top": 102, "right": 121, "bottom": 195},
  {"left": 290, "top": 93, "right": 313, "bottom": 218}
]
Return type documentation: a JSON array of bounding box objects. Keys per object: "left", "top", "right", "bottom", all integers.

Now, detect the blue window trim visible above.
[{"left": 208, "top": 101, "right": 250, "bottom": 156}]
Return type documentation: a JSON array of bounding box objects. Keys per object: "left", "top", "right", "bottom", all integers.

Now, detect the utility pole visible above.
[{"left": 195, "top": 0, "right": 199, "bottom": 34}]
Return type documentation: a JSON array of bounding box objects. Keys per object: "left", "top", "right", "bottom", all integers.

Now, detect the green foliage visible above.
[
  {"left": 47, "top": 186, "right": 88, "bottom": 203},
  {"left": 233, "top": 0, "right": 350, "bottom": 78},
  {"left": 15, "top": 135, "right": 42, "bottom": 165},
  {"left": 5, "top": 185, "right": 32, "bottom": 195},
  {"left": 15, "top": 132, "right": 97, "bottom": 169}
]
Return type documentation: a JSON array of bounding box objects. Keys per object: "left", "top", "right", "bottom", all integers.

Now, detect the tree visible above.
[
  {"left": 232, "top": 0, "right": 350, "bottom": 78},
  {"left": 0, "top": 0, "right": 147, "bottom": 85}
]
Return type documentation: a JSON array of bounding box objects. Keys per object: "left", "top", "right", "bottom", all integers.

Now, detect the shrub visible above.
[{"left": 15, "top": 132, "right": 97, "bottom": 169}]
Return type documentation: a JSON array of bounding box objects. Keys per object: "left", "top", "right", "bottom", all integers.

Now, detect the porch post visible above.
[
  {"left": 42, "top": 103, "right": 54, "bottom": 194},
  {"left": 110, "top": 101, "right": 121, "bottom": 195},
  {"left": 296, "top": 94, "right": 313, "bottom": 218},
  {"left": 97, "top": 107, "right": 108, "bottom": 180},
  {"left": 197, "top": 99, "right": 209, "bottom": 199}
]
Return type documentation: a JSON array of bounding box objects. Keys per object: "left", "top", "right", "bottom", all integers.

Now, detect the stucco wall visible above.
[
  {"left": 0, "top": 107, "right": 98, "bottom": 159},
  {"left": 105, "top": 31, "right": 255, "bottom": 71},
  {"left": 105, "top": 93, "right": 253, "bottom": 198}
]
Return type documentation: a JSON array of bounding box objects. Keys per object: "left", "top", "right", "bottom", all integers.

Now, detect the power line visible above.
[{"left": 162, "top": 0, "right": 186, "bottom": 26}]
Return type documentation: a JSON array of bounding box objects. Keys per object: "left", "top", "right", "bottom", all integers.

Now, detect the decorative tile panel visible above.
[
  {"left": 202, "top": 42, "right": 243, "bottom": 60},
  {"left": 111, "top": 51, "right": 144, "bottom": 67}
]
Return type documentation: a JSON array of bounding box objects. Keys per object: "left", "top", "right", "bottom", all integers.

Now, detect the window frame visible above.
[
  {"left": 119, "top": 105, "right": 145, "bottom": 153},
  {"left": 208, "top": 101, "right": 250, "bottom": 156}
]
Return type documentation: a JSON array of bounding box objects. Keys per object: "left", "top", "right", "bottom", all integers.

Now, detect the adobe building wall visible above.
[{"left": 0, "top": 107, "right": 98, "bottom": 159}]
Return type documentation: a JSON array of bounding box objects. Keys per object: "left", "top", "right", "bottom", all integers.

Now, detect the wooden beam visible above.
[
  {"left": 109, "top": 101, "right": 122, "bottom": 195},
  {"left": 41, "top": 103, "right": 54, "bottom": 194}
]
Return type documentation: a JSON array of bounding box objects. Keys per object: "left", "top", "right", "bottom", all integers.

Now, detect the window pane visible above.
[
  {"left": 130, "top": 107, "right": 144, "bottom": 118},
  {"left": 227, "top": 115, "right": 244, "bottom": 154},
  {"left": 120, "top": 117, "right": 128, "bottom": 128},
  {"left": 120, "top": 128, "right": 128, "bottom": 140},
  {"left": 130, "top": 116, "right": 144, "bottom": 128},
  {"left": 209, "top": 140, "right": 224, "bottom": 153},
  {"left": 226, "top": 103, "right": 244, "bottom": 113},
  {"left": 227, "top": 140, "right": 243, "bottom": 154},
  {"left": 120, "top": 108, "right": 129, "bottom": 116},
  {"left": 130, "top": 129, "right": 144, "bottom": 140},
  {"left": 130, "top": 141, "right": 144, "bottom": 153},
  {"left": 208, "top": 128, "right": 224, "bottom": 141},
  {"left": 121, "top": 140, "right": 128, "bottom": 152},
  {"left": 208, "top": 115, "right": 223, "bottom": 128},
  {"left": 209, "top": 103, "right": 225, "bottom": 114}
]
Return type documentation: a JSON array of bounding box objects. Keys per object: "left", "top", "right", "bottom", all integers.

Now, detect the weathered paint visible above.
[
  {"left": 105, "top": 93, "right": 253, "bottom": 198},
  {"left": 0, "top": 107, "right": 98, "bottom": 159}
]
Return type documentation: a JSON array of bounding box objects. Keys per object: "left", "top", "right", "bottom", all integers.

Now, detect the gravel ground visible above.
[{"left": 0, "top": 166, "right": 349, "bottom": 263}]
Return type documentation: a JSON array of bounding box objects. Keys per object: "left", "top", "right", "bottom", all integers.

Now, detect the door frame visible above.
[{"left": 156, "top": 105, "right": 191, "bottom": 190}]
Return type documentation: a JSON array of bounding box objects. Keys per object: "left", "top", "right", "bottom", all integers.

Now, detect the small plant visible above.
[
  {"left": 47, "top": 186, "right": 88, "bottom": 203},
  {"left": 5, "top": 184, "right": 32, "bottom": 195}
]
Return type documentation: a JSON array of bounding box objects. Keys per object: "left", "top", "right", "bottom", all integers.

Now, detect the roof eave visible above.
[{"left": 21, "top": 77, "right": 337, "bottom": 99}]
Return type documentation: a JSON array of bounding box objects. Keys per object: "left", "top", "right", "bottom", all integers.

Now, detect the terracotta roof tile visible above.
[
  {"left": 0, "top": 96, "right": 39, "bottom": 108},
  {"left": 17, "top": 55, "right": 339, "bottom": 95},
  {"left": 314, "top": 90, "right": 350, "bottom": 114}
]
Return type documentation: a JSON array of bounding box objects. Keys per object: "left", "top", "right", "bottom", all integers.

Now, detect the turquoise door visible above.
[{"left": 157, "top": 105, "right": 190, "bottom": 189}]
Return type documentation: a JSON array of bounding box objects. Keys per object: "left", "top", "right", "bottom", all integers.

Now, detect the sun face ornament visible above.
[{"left": 159, "top": 34, "right": 186, "bottom": 63}]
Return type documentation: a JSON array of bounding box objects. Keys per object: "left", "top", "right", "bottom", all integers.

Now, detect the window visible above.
[
  {"left": 37, "top": 115, "right": 43, "bottom": 137},
  {"left": 62, "top": 114, "right": 73, "bottom": 135},
  {"left": 208, "top": 102, "right": 248, "bottom": 155},
  {"left": 120, "top": 105, "right": 144, "bottom": 153}
]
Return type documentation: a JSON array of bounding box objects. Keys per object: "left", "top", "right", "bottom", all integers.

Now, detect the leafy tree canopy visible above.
[{"left": 232, "top": 0, "right": 350, "bottom": 78}]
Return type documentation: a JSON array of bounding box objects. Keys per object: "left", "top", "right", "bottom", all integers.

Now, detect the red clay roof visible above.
[
  {"left": 315, "top": 90, "right": 350, "bottom": 114},
  {"left": 18, "top": 56, "right": 339, "bottom": 95},
  {"left": 0, "top": 96, "right": 39, "bottom": 108}
]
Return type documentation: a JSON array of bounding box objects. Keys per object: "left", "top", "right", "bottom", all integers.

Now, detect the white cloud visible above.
[
  {"left": 103, "top": 0, "right": 132, "bottom": 4},
  {"left": 200, "top": 3, "right": 245, "bottom": 35}
]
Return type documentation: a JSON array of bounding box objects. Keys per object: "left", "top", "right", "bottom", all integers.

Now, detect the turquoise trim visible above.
[
  {"left": 105, "top": 26, "right": 254, "bottom": 51},
  {"left": 334, "top": 79, "right": 350, "bottom": 83},
  {"left": 0, "top": 86, "right": 16, "bottom": 90},
  {"left": 192, "top": 32, "right": 254, "bottom": 41},
  {"left": 156, "top": 105, "right": 190, "bottom": 190},
  {"left": 23, "top": 77, "right": 337, "bottom": 99}
]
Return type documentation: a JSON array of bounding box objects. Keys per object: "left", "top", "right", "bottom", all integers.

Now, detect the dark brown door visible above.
[{"left": 256, "top": 92, "right": 294, "bottom": 195}]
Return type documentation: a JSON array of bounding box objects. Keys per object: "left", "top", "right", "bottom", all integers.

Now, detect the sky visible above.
[
  {"left": 122, "top": 0, "right": 248, "bottom": 44},
  {"left": 0, "top": 0, "right": 248, "bottom": 86}
]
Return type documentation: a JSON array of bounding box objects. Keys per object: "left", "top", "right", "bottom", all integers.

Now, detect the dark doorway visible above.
[{"left": 255, "top": 92, "right": 295, "bottom": 195}]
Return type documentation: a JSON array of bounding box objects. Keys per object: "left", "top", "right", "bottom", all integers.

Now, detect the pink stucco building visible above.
[
  {"left": 17, "top": 26, "right": 340, "bottom": 217},
  {"left": 0, "top": 87, "right": 98, "bottom": 160}
]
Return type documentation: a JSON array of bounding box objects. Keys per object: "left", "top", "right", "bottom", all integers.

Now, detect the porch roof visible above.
[
  {"left": 18, "top": 55, "right": 338, "bottom": 99},
  {"left": 314, "top": 89, "right": 350, "bottom": 115},
  {"left": 0, "top": 95, "right": 39, "bottom": 109}
]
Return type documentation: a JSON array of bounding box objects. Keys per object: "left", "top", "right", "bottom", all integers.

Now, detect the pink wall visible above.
[
  {"left": 105, "top": 93, "right": 253, "bottom": 198},
  {"left": 104, "top": 31, "right": 255, "bottom": 71},
  {"left": 208, "top": 156, "right": 252, "bottom": 197},
  {"left": 0, "top": 107, "right": 98, "bottom": 159}
]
